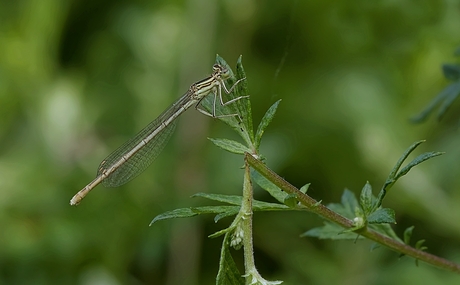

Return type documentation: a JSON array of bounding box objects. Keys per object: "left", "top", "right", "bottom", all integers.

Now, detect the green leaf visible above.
[
  {"left": 305, "top": 189, "right": 366, "bottom": 240},
  {"left": 369, "top": 223, "right": 402, "bottom": 242},
  {"left": 302, "top": 222, "right": 363, "bottom": 240},
  {"left": 328, "top": 188, "right": 359, "bottom": 219},
  {"left": 150, "top": 205, "right": 241, "bottom": 225},
  {"left": 394, "top": 151, "right": 444, "bottom": 180},
  {"left": 251, "top": 169, "right": 289, "bottom": 203},
  {"left": 149, "top": 200, "right": 291, "bottom": 226},
  {"left": 306, "top": 188, "right": 401, "bottom": 241},
  {"left": 235, "top": 55, "right": 255, "bottom": 144},
  {"left": 214, "top": 209, "right": 241, "bottom": 222},
  {"left": 415, "top": 239, "right": 427, "bottom": 251},
  {"left": 376, "top": 141, "right": 441, "bottom": 208},
  {"left": 216, "top": 234, "right": 245, "bottom": 285},
  {"left": 404, "top": 226, "right": 414, "bottom": 245},
  {"left": 300, "top": 183, "right": 310, "bottom": 194},
  {"left": 370, "top": 243, "right": 381, "bottom": 251},
  {"left": 201, "top": 55, "right": 253, "bottom": 148},
  {"left": 191, "top": 205, "right": 240, "bottom": 216},
  {"left": 359, "top": 182, "right": 373, "bottom": 215},
  {"left": 150, "top": 208, "right": 199, "bottom": 225},
  {"left": 192, "top": 192, "right": 294, "bottom": 212},
  {"left": 253, "top": 200, "right": 292, "bottom": 211},
  {"left": 442, "top": 64, "right": 460, "bottom": 81},
  {"left": 208, "top": 138, "right": 252, "bottom": 155},
  {"left": 192, "top": 192, "right": 243, "bottom": 205},
  {"left": 209, "top": 227, "right": 233, "bottom": 239},
  {"left": 411, "top": 82, "right": 460, "bottom": 123},
  {"left": 255, "top": 100, "right": 281, "bottom": 149},
  {"left": 367, "top": 208, "right": 396, "bottom": 224},
  {"left": 386, "top": 140, "right": 425, "bottom": 181},
  {"left": 190, "top": 205, "right": 237, "bottom": 214},
  {"left": 436, "top": 84, "right": 460, "bottom": 120}
]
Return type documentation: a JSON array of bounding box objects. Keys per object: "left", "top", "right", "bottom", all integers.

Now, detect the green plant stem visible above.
[
  {"left": 245, "top": 153, "right": 353, "bottom": 228},
  {"left": 245, "top": 153, "right": 460, "bottom": 274},
  {"left": 242, "top": 156, "right": 256, "bottom": 282}
]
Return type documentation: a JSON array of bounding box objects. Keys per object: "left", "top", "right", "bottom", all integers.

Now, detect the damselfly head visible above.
[{"left": 212, "top": 64, "right": 230, "bottom": 79}]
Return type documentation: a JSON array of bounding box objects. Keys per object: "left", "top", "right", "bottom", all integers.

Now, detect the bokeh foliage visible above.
[{"left": 1, "top": 0, "right": 460, "bottom": 284}]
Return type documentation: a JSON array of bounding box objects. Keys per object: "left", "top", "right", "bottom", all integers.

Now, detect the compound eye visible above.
[
  {"left": 220, "top": 66, "right": 230, "bottom": 77},
  {"left": 213, "top": 64, "right": 229, "bottom": 77}
]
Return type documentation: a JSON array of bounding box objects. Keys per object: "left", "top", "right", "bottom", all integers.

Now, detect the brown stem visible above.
[{"left": 245, "top": 153, "right": 460, "bottom": 274}]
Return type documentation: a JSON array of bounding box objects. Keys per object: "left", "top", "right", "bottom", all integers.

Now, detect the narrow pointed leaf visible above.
[
  {"left": 255, "top": 100, "right": 281, "bottom": 149},
  {"left": 415, "top": 239, "right": 427, "bottom": 251},
  {"left": 235, "top": 55, "right": 255, "bottom": 143},
  {"left": 209, "top": 227, "right": 233, "bottom": 239},
  {"left": 192, "top": 192, "right": 243, "bottom": 205},
  {"left": 411, "top": 83, "right": 460, "bottom": 123},
  {"left": 190, "top": 205, "right": 240, "bottom": 215},
  {"left": 302, "top": 222, "right": 363, "bottom": 240},
  {"left": 395, "top": 151, "right": 444, "bottom": 180},
  {"left": 203, "top": 55, "right": 253, "bottom": 147},
  {"left": 377, "top": 141, "right": 440, "bottom": 208},
  {"left": 216, "top": 234, "right": 245, "bottom": 285},
  {"left": 386, "top": 140, "right": 425, "bottom": 180},
  {"left": 300, "top": 183, "right": 310, "bottom": 193},
  {"left": 404, "top": 226, "right": 414, "bottom": 245},
  {"left": 192, "top": 192, "right": 292, "bottom": 212},
  {"left": 252, "top": 169, "right": 289, "bottom": 203},
  {"left": 150, "top": 208, "right": 198, "bottom": 225},
  {"left": 359, "top": 182, "right": 373, "bottom": 215},
  {"left": 436, "top": 82, "right": 460, "bottom": 120},
  {"left": 253, "top": 201, "right": 291, "bottom": 211},
  {"left": 208, "top": 137, "right": 252, "bottom": 155},
  {"left": 150, "top": 204, "right": 242, "bottom": 225},
  {"left": 215, "top": 209, "right": 240, "bottom": 222}
]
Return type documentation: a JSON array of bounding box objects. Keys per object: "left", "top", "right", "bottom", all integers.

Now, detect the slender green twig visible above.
[
  {"left": 245, "top": 152, "right": 460, "bottom": 274},
  {"left": 242, "top": 157, "right": 256, "bottom": 278},
  {"left": 240, "top": 155, "right": 282, "bottom": 285}
]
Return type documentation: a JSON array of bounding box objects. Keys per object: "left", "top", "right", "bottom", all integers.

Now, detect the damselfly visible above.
[{"left": 70, "top": 64, "right": 247, "bottom": 205}]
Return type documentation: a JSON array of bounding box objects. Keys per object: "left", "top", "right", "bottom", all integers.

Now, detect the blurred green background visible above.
[{"left": 1, "top": 0, "right": 460, "bottom": 284}]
